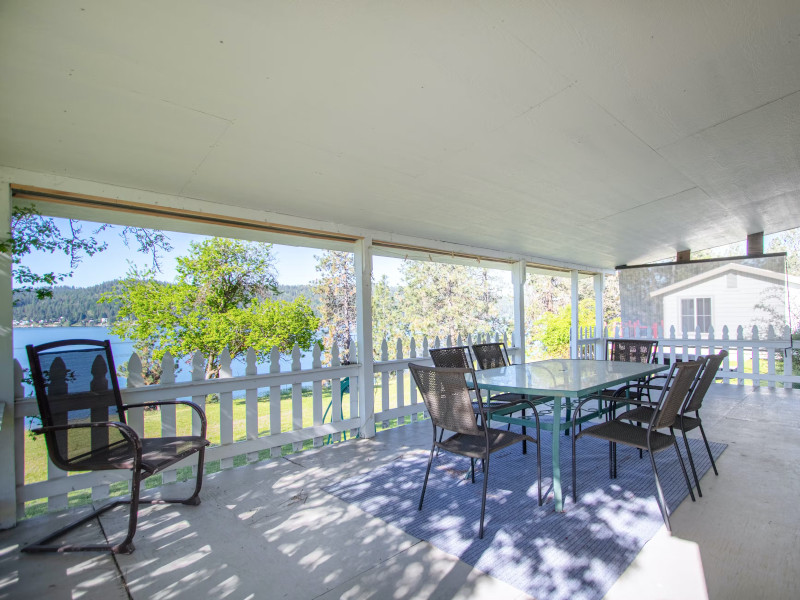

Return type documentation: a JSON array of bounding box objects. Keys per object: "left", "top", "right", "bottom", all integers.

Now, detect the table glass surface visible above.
[{"left": 474, "top": 359, "right": 668, "bottom": 397}]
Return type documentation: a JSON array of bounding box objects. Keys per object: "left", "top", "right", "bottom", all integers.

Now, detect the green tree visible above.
[
  {"left": 102, "top": 238, "right": 320, "bottom": 380},
  {"left": 1, "top": 205, "right": 171, "bottom": 300},
  {"left": 400, "top": 260, "right": 509, "bottom": 341},
  {"left": 312, "top": 251, "right": 357, "bottom": 363},
  {"left": 534, "top": 299, "right": 596, "bottom": 358},
  {"left": 372, "top": 275, "right": 405, "bottom": 352}
]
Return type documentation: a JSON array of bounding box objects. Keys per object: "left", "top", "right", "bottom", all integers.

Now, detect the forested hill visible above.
[
  {"left": 275, "top": 284, "right": 322, "bottom": 314},
  {"left": 13, "top": 281, "right": 319, "bottom": 326},
  {"left": 13, "top": 281, "right": 122, "bottom": 326}
]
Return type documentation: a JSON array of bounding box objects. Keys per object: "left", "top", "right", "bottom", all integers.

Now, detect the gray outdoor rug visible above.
[{"left": 325, "top": 429, "right": 726, "bottom": 600}]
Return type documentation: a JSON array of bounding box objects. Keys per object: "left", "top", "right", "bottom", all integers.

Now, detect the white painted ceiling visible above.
[{"left": 1, "top": 1, "right": 799, "bottom": 270}]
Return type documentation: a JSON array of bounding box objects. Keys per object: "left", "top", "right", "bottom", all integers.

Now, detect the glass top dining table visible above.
[{"left": 474, "top": 359, "right": 668, "bottom": 512}]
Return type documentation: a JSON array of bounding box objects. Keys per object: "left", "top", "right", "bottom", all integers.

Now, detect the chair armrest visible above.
[
  {"left": 483, "top": 396, "right": 542, "bottom": 431},
  {"left": 123, "top": 400, "right": 208, "bottom": 438},
  {"left": 603, "top": 395, "right": 656, "bottom": 407},
  {"left": 611, "top": 382, "right": 662, "bottom": 400}
]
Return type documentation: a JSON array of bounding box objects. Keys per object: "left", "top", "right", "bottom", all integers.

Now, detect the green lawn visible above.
[{"left": 23, "top": 375, "right": 424, "bottom": 518}]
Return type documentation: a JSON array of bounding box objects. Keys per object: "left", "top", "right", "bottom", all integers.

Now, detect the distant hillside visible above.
[
  {"left": 13, "top": 281, "right": 121, "bottom": 326},
  {"left": 276, "top": 284, "right": 320, "bottom": 313},
  {"left": 13, "top": 281, "right": 321, "bottom": 326}
]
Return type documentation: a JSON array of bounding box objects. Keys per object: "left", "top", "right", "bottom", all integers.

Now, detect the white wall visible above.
[{"left": 661, "top": 274, "right": 785, "bottom": 336}]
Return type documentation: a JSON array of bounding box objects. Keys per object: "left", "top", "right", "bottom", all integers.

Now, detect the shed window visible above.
[{"left": 681, "top": 297, "right": 712, "bottom": 334}]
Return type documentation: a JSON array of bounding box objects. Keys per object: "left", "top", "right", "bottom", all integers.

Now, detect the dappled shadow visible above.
[
  {"left": 0, "top": 423, "right": 725, "bottom": 600},
  {"left": 325, "top": 430, "right": 726, "bottom": 600},
  {"left": 0, "top": 505, "right": 128, "bottom": 599}
]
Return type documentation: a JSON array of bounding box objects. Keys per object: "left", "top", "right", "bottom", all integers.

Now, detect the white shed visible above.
[{"left": 649, "top": 263, "right": 800, "bottom": 337}]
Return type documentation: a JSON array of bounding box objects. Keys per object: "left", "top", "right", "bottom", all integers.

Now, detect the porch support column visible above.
[
  {"left": 354, "top": 236, "right": 375, "bottom": 439},
  {"left": 0, "top": 181, "right": 15, "bottom": 528},
  {"left": 570, "top": 270, "right": 579, "bottom": 359},
  {"left": 511, "top": 260, "right": 527, "bottom": 363},
  {"left": 594, "top": 273, "right": 604, "bottom": 359}
]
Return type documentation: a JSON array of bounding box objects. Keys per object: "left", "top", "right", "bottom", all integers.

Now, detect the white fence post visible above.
[
  {"left": 291, "top": 344, "right": 303, "bottom": 452},
  {"left": 380, "top": 339, "right": 389, "bottom": 429},
  {"left": 312, "top": 345, "right": 323, "bottom": 447},
  {"left": 331, "top": 342, "right": 343, "bottom": 443},
  {"left": 409, "top": 337, "right": 419, "bottom": 422},
  {"left": 395, "top": 339, "right": 405, "bottom": 425},
  {"left": 246, "top": 348, "right": 259, "bottom": 463},
  {"left": 160, "top": 352, "right": 177, "bottom": 483},
  {"left": 751, "top": 326, "right": 761, "bottom": 387},
  {"left": 219, "top": 347, "right": 234, "bottom": 470},
  {"left": 13, "top": 360, "right": 25, "bottom": 520},
  {"left": 767, "top": 326, "right": 777, "bottom": 388},
  {"left": 269, "top": 346, "right": 282, "bottom": 459}
]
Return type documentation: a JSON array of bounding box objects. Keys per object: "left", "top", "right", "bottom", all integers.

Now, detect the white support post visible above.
[
  {"left": 594, "top": 273, "right": 604, "bottom": 359},
  {"left": 0, "top": 181, "right": 15, "bottom": 528},
  {"left": 512, "top": 260, "right": 527, "bottom": 363},
  {"left": 354, "top": 237, "right": 375, "bottom": 438},
  {"left": 570, "top": 270, "right": 579, "bottom": 359}
]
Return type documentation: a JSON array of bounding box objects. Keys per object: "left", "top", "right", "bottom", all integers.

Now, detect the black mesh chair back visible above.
[
  {"left": 653, "top": 358, "right": 705, "bottom": 429},
  {"left": 606, "top": 338, "right": 658, "bottom": 363},
  {"left": 429, "top": 346, "right": 473, "bottom": 370},
  {"left": 27, "top": 340, "right": 128, "bottom": 472},
  {"left": 24, "top": 339, "right": 209, "bottom": 554},
  {"left": 683, "top": 350, "right": 728, "bottom": 413},
  {"left": 471, "top": 342, "right": 511, "bottom": 370},
  {"left": 410, "top": 364, "right": 483, "bottom": 435}
]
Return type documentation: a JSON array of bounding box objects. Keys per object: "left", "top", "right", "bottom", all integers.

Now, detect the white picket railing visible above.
[
  {"left": 14, "top": 323, "right": 797, "bottom": 519},
  {"left": 12, "top": 332, "right": 514, "bottom": 519},
  {"left": 576, "top": 323, "right": 799, "bottom": 387}
]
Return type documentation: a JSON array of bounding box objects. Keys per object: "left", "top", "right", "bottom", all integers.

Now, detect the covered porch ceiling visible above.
[{"left": 1, "top": 1, "right": 799, "bottom": 271}]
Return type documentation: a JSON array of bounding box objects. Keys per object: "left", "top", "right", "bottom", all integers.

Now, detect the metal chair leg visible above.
[
  {"left": 435, "top": 427, "right": 444, "bottom": 456},
  {"left": 673, "top": 436, "right": 696, "bottom": 502},
  {"left": 698, "top": 422, "right": 719, "bottom": 476},
  {"left": 419, "top": 445, "right": 436, "bottom": 510},
  {"left": 680, "top": 429, "right": 702, "bottom": 497},
  {"left": 521, "top": 408, "right": 527, "bottom": 454},
  {"left": 479, "top": 454, "right": 490, "bottom": 539},
  {"left": 649, "top": 449, "right": 671, "bottom": 534},
  {"left": 572, "top": 433, "right": 579, "bottom": 503},
  {"left": 535, "top": 434, "right": 542, "bottom": 506}
]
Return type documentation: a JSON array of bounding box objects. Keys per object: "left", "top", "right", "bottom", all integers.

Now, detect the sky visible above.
[{"left": 18, "top": 216, "right": 405, "bottom": 288}]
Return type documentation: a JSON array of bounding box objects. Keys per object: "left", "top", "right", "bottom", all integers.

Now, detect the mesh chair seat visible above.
[
  {"left": 68, "top": 436, "right": 210, "bottom": 474},
  {"left": 439, "top": 429, "right": 536, "bottom": 459},
  {"left": 580, "top": 420, "right": 675, "bottom": 452}
]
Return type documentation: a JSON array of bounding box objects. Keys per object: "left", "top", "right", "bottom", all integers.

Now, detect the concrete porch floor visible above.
[{"left": 1, "top": 384, "right": 799, "bottom": 600}]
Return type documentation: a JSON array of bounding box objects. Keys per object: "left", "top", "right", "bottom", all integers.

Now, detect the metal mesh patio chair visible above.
[
  {"left": 430, "top": 345, "right": 535, "bottom": 453},
  {"left": 471, "top": 341, "right": 550, "bottom": 440},
  {"left": 24, "top": 339, "right": 210, "bottom": 554},
  {"left": 571, "top": 359, "right": 702, "bottom": 533},
  {"left": 471, "top": 341, "right": 547, "bottom": 404},
  {"left": 615, "top": 350, "right": 727, "bottom": 498},
  {"left": 599, "top": 338, "right": 660, "bottom": 399},
  {"left": 409, "top": 363, "right": 541, "bottom": 538}
]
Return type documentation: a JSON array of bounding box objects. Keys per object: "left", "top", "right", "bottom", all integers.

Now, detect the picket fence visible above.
[
  {"left": 577, "top": 324, "right": 799, "bottom": 387},
  {"left": 13, "top": 325, "right": 797, "bottom": 518},
  {"left": 12, "top": 332, "right": 514, "bottom": 518}
]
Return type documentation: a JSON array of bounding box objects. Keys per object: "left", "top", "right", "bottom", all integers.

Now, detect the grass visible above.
[{"left": 23, "top": 374, "right": 424, "bottom": 518}]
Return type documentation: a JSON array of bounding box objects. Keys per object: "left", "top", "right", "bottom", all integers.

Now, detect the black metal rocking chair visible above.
[{"left": 24, "top": 339, "right": 210, "bottom": 554}]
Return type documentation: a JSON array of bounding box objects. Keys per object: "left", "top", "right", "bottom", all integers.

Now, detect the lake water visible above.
[{"left": 13, "top": 326, "right": 314, "bottom": 391}]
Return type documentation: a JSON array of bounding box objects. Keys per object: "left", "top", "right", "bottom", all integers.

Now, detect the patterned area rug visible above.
[{"left": 325, "top": 430, "right": 726, "bottom": 600}]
